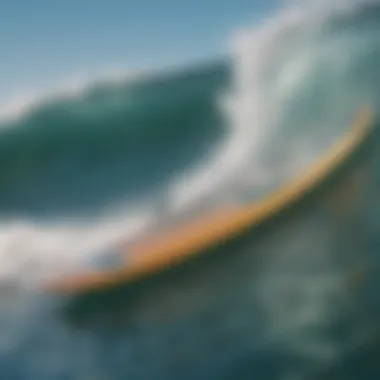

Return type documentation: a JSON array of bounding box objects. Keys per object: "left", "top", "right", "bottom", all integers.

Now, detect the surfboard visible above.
[{"left": 46, "top": 107, "right": 374, "bottom": 296}]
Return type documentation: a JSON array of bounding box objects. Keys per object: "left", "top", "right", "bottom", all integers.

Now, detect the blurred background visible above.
[{"left": 1, "top": 0, "right": 380, "bottom": 379}]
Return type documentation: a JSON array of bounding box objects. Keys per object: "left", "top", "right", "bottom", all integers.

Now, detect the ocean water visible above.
[{"left": 1, "top": 0, "right": 380, "bottom": 378}]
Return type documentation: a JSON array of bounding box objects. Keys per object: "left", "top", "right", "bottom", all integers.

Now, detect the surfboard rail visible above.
[{"left": 46, "top": 107, "right": 374, "bottom": 295}]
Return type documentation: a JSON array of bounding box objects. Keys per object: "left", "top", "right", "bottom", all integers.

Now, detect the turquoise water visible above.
[
  {"left": 0, "top": 63, "right": 228, "bottom": 218},
  {"left": 1, "top": 1, "right": 380, "bottom": 379}
]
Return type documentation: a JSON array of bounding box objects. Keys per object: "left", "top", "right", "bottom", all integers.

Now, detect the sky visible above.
[{"left": 0, "top": 0, "right": 278, "bottom": 98}]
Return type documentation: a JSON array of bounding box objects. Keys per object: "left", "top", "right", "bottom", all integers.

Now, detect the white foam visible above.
[
  {"left": 169, "top": 1, "right": 333, "bottom": 212},
  {"left": 170, "top": 0, "right": 379, "bottom": 216},
  {"left": 0, "top": 206, "right": 156, "bottom": 288}
]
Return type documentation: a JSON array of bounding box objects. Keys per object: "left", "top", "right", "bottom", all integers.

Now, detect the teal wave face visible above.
[{"left": 0, "top": 63, "right": 228, "bottom": 218}]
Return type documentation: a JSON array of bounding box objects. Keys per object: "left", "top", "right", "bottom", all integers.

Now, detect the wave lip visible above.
[{"left": 0, "top": 67, "right": 144, "bottom": 125}]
